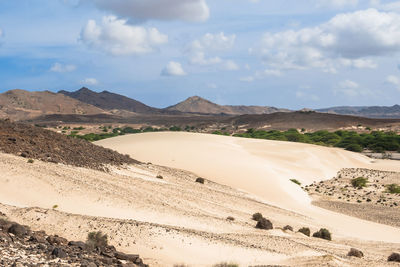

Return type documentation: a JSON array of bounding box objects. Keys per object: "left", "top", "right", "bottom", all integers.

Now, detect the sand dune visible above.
[
  {"left": 97, "top": 132, "right": 400, "bottom": 243},
  {"left": 2, "top": 132, "right": 400, "bottom": 265}
]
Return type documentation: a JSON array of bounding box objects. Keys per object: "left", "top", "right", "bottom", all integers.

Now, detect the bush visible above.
[
  {"left": 283, "top": 225, "right": 293, "bottom": 231},
  {"left": 156, "top": 175, "right": 163, "bottom": 179},
  {"left": 86, "top": 231, "right": 108, "bottom": 250},
  {"left": 312, "top": 228, "right": 332, "bottom": 241},
  {"left": 52, "top": 205, "right": 58, "bottom": 209},
  {"left": 351, "top": 177, "right": 368, "bottom": 188},
  {"left": 195, "top": 177, "right": 205, "bottom": 184},
  {"left": 290, "top": 179, "right": 301, "bottom": 185},
  {"left": 345, "top": 144, "right": 363, "bottom": 152},
  {"left": 298, "top": 227, "right": 310, "bottom": 237},
  {"left": 347, "top": 248, "right": 364, "bottom": 258},
  {"left": 388, "top": 253, "right": 400, "bottom": 262},
  {"left": 252, "top": 212, "right": 263, "bottom": 222},
  {"left": 27, "top": 159, "right": 34, "bottom": 163},
  {"left": 255, "top": 217, "right": 273, "bottom": 230},
  {"left": 386, "top": 184, "right": 400, "bottom": 194}
]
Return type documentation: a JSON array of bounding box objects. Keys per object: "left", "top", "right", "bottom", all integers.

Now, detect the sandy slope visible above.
[
  {"left": 96, "top": 132, "right": 400, "bottom": 243},
  {"left": 1, "top": 152, "right": 399, "bottom": 266}
]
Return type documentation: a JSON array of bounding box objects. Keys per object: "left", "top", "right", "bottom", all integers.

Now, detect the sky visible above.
[{"left": 1, "top": 0, "right": 400, "bottom": 109}]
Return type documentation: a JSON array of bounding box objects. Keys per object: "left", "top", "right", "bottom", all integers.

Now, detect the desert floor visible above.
[{"left": 1, "top": 132, "right": 400, "bottom": 266}]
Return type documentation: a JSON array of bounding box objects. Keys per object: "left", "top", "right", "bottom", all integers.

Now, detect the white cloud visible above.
[
  {"left": 296, "top": 91, "right": 320, "bottom": 101},
  {"left": 80, "top": 78, "right": 99, "bottom": 85},
  {"left": 91, "top": 0, "right": 209, "bottom": 22},
  {"left": 258, "top": 69, "right": 283, "bottom": 77},
  {"left": 239, "top": 76, "right": 255, "bottom": 82},
  {"left": 80, "top": 16, "right": 168, "bottom": 56},
  {"left": 317, "top": 0, "right": 359, "bottom": 8},
  {"left": 370, "top": 0, "right": 400, "bottom": 12},
  {"left": 339, "top": 80, "right": 359, "bottom": 89},
  {"left": 252, "top": 9, "right": 400, "bottom": 72},
  {"left": 206, "top": 83, "right": 218, "bottom": 89},
  {"left": 161, "top": 61, "right": 186, "bottom": 76},
  {"left": 186, "top": 32, "right": 238, "bottom": 71},
  {"left": 222, "top": 60, "right": 239, "bottom": 71},
  {"left": 335, "top": 79, "right": 366, "bottom": 96},
  {"left": 189, "top": 52, "right": 222, "bottom": 65},
  {"left": 50, "top": 63, "right": 76, "bottom": 73},
  {"left": 339, "top": 58, "right": 377, "bottom": 69},
  {"left": 387, "top": 75, "right": 400, "bottom": 89}
]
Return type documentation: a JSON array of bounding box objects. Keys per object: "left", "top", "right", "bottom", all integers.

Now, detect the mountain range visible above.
[
  {"left": 317, "top": 105, "right": 400, "bottom": 118},
  {"left": 1, "top": 87, "right": 400, "bottom": 120}
]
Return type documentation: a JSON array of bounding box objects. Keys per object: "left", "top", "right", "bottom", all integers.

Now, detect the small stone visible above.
[{"left": 51, "top": 247, "right": 67, "bottom": 258}]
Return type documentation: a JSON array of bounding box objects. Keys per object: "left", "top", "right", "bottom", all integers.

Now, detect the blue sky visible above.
[{"left": 1, "top": 0, "right": 400, "bottom": 109}]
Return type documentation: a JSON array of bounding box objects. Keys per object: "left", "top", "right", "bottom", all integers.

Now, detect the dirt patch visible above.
[
  {"left": 307, "top": 168, "right": 400, "bottom": 227},
  {"left": 0, "top": 119, "right": 138, "bottom": 171}
]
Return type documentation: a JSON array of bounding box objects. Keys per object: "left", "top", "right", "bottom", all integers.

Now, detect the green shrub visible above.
[
  {"left": 195, "top": 177, "right": 205, "bottom": 184},
  {"left": 298, "top": 227, "right": 310, "bottom": 237},
  {"left": 345, "top": 144, "right": 363, "bottom": 152},
  {"left": 156, "top": 175, "right": 163, "bottom": 179},
  {"left": 27, "top": 159, "right": 34, "bottom": 163},
  {"left": 312, "top": 228, "right": 332, "bottom": 241},
  {"left": 386, "top": 184, "right": 400, "bottom": 194},
  {"left": 86, "top": 231, "right": 108, "bottom": 249},
  {"left": 52, "top": 205, "right": 58, "bottom": 209},
  {"left": 252, "top": 212, "right": 263, "bottom": 222},
  {"left": 226, "top": 216, "right": 235, "bottom": 221},
  {"left": 290, "top": 179, "right": 301, "bottom": 185},
  {"left": 351, "top": 177, "right": 368, "bottom": 188}
]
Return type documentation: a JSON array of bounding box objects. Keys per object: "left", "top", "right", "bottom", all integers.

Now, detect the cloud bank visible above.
[
  {"left": 80, "top": 16, "right": 168, "bottom": 56},
  {"left": 91, "top": 0, "right": 210, "bottom": 22}
]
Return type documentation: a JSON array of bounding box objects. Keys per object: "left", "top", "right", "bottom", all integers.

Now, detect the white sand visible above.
[{"left": 96, "top": 132, "right": 400, "bottom": 243}]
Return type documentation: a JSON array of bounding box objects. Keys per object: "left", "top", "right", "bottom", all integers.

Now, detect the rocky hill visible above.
[
  {"left": 0, "top": 119, "right": 138, "bottom": 170},
  {"left": 165, "top": 96, "right": 289, "bottom": 115},
  {"left": 59, "top": 88, "right": 160, "bottom": 114},
  {"left": 0, "top": 214, "right": 148, "bottom": 266},
  {"left": 317, "top": 105, "right": 400, "bottom": 118},
  {"left": 0, "top": 89, "right": 106, "bottom": 120},
  {"left": 225, "top": 111, "right": 400, "bottom": 131}
]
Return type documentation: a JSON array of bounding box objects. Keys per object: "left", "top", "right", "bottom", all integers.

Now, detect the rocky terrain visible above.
[
  {"left": 59, "top": 88, "right": 160, "bottom": 115},
  {"left": 0, "top": 213, "right": 148, "bottom": 267},
  {"left": 317, "top": 105, "right": 400, "bottom": 119},
  {"left": 0, "top": 119, "right": 138, "bottom": 171},
  {"left": 307, "top": 168, "right": 400, "bottom": 227},
  {"left": 165, "top": 95, "right": 289, "bottom": 115},
  {"left": 0, "top": 89, "right": 106, "bottom": 120}
]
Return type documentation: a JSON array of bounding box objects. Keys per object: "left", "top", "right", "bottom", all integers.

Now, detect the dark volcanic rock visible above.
[
  {"left": 8, "top": 223, "right": 28, "bottom": 237},
  {"left": 255, "top": 217, "right": 273, "bottom": 230},
  {"left": 0, "top": 217, "right": 149, "bottom": 266},
  {"left": 114, "top": 251, "right": 139, "bottom": 262},
  {"left": 0, "top": 119, "right": 139, "bottom": 171},
  {"left": 52, "top": 247, "right": 67, "bottom": 258}
]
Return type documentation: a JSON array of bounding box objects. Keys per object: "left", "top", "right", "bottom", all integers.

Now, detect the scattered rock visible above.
[
  {"left": 255, "top": 217, "right": 273, "bottom": 230},
  {"left": 283, "top": 225, "right": 293, "bottom": 231},
  {"left": 51, "top": 247, "right": 67, "bottom": 258},
  {"left": 0, "top": 217, "right": 148, "bottom": 266},
  {"left": 388, "top": 252, "right": 400, "bottom": 262},
  {"left": 8, "top": 223, "right": 28, "bottom": 237},
  {"left": 347, "top": 248, "right": 364, "bottom": 258}
]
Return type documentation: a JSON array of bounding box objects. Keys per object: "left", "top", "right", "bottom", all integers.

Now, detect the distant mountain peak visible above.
[
  {"left": 59, "top": 88, "right": 159, "bottom": 114},
  {"left": 166, "top": 96, "right": 290, "bottom": 115}
]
